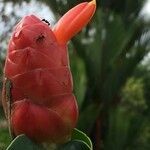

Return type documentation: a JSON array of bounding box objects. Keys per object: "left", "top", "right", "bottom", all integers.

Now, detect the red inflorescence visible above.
[
  {"left": 4, "top": 15, "right": 78, "bottom": 143},
  {"left": 3, "top": 0, "right": 96, "bottom": 144}
]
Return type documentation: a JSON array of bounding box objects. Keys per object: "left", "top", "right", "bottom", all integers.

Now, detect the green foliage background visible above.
[{"left": 0, "top": 0, "right": 150, "bottom": 150}]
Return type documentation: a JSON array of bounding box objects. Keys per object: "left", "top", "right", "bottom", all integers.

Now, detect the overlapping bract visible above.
[
  {"left": 3, "top": 0, "right": 96, "bottom": 144},
  {"left": 5, "top": 15, "right": 78, "bottom": 143}
]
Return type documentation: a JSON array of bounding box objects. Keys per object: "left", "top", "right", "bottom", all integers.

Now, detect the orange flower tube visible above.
[
  {"left": 3, "top": 0, "right": 96, "bottom": 144},
  {"left": 53, "top": 0, "right": 96, "bottom": 44}
]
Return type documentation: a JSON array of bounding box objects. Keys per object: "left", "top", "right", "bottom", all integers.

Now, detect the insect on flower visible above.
[{"left": 2, "top": 0, "right": 96, "bottom": 144}]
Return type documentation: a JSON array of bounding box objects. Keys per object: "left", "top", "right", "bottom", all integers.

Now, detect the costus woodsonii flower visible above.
[{"left": 2, "top": 0, "right": 96, "bottom": 144}]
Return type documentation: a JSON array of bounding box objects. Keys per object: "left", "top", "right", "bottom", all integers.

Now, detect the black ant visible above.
[
  {"left": 36, "top": 34, "right": 45, "bottom": 43},
  {"left": 42, "top": 19, "right": 50, "bottom": 26}
]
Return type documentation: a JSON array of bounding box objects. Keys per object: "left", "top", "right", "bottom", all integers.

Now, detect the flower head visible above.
[{"left": 3, "top": 0, "right": 96, "bottom": 143}]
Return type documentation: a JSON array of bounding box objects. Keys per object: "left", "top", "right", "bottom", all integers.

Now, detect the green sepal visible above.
[
  {"left": 6, "top": 135, "right": 45, "bottom": 150},
  {"left": 59, "top": 128, "right": 93, "bottom": 150},
  {"left": 6, "top": 129, "right": 93, "bottom": 150}
]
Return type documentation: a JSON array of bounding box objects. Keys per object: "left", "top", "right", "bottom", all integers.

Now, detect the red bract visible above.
[{"left": 3, "top": 0, "right": 96, "bottom": 144}]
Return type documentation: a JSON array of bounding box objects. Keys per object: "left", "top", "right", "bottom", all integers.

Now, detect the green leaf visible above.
[
  {"left": 59, "top": 128, "right": 93, "bottom": 150},
  {"left": 72, "top": 128, "right": 92, "bottom": 149},
  {"left": 6, "top": 135, "right": 45, "bottom": 150}
]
